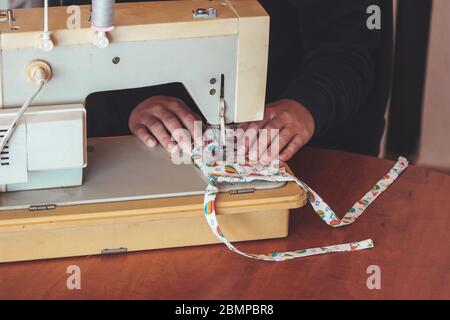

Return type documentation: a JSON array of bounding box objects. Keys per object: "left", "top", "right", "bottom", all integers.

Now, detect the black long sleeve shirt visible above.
[
  {"left": 63, "top": 0, "right": 389, "bottom": 156},
  {"left": 260, "top": 0, "right": 388, "bottom": 156},
  {"left": 264, "top": 0, "right": 378, "bottom": 133}
]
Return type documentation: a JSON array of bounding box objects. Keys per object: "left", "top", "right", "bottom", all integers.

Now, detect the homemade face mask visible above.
[{"left": 190, "top": 131, "right": 409, "bottom": 262}]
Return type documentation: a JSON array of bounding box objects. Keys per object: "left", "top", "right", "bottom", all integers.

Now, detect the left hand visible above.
[{"left": 239, "top": 99, "right": 315, "bottom": 163}]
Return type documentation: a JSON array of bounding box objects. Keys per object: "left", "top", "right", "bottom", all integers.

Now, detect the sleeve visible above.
[{"left": 280, "top": 0, "right": 381, "bottom": 137}]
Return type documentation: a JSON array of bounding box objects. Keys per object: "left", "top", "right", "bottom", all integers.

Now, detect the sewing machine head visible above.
[
  {"left": 0, "top": 0, "right": 269, "bottom": 192},
  {"left": 1, "top": 1, "right": 269, "bottom": 124}
]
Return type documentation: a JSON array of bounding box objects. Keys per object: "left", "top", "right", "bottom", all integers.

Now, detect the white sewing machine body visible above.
[
  {"left": 0, "top": 1, "right": 306, "bottom": 263},
  {"left": 0, "top": 1, "right": 269, "bottom": 191},
  {"left": 0, "top": 105, "right": 85, "bottom": 191}
]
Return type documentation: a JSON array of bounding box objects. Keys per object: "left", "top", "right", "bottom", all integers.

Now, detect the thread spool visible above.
[{"left": 91, "top": 0, "right": 115, "bottom": 32}]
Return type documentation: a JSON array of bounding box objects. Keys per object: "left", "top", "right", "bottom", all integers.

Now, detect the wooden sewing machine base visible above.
[{"left": 0, "top": 137, "right": 306, "bottom": 263}]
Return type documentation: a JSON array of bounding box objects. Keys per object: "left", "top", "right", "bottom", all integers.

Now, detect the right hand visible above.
[{"left": 128, "top": 96, "right": 202, "bottom": 152}]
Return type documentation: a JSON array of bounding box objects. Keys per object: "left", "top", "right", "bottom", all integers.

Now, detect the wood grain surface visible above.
[{"left": 0, "top": 147, "right": 449, "bottom": 299}]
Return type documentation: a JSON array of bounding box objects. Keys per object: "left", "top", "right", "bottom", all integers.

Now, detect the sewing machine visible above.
[{"left": 0, "top": 1, "right": 306, "bottom": 263}]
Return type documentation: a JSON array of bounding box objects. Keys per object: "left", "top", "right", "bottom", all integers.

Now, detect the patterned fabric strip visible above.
[{"left": 192, "top": 140, "right": 409, "bottom": 262}]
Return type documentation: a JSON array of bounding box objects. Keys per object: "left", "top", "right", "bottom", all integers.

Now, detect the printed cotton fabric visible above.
[{"left": 191, "top": 136, "right": 408, "bottom": 262}]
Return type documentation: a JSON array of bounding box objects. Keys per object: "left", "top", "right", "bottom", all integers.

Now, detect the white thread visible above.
[
  {"left": 44, "top": 0, "right": 49, "bottom": 34},
  {"left": 91, "top": 0, "right": 115, "bottom": 30},
  {"left": 38, "top": 0, "right": 54, "bottom": 51},
  {"left": 0, "top": 79, "right": 46, "bottom": 154}
]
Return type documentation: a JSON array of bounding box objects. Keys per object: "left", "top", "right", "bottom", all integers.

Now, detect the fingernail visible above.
[
  {"left": 171, "top": 145, "right": 180, "bottom": 154},
  {"left": 168, "top": 142, "right": 178, "bottom": 152},
  {"left": 147, "top": 139, "right": 156, "bottom": 148}
]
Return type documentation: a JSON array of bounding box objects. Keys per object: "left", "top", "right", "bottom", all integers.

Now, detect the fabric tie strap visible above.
[{"left": 190, "top": 138, "right": 409, "bottom": 262}]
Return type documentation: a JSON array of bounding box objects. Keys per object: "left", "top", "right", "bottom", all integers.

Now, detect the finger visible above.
[
  {"left": 171, "top": 126, "right": 194, "bottom": 154},
  {"left": 132, "top": 124, "right": 157, "bottom": 147},
  {"left": 241, "top": 125, "right": 259, "bottom": 161},
  {"left": 280, "top": 135, "right": 306, "bottom": 162},
  {"left": 153, "top": 110, "right": 187, "bottom": 146},
  {"left": 179, "top": 112, "right": 200, "bottom": 139},
  {"left": 153, "top": 110, "right": 183, "bottom": 132},
  {"left": 258, "top": 117, "right": 286, "bottom": 158},
  {"left": 260, "top": 127, "right": 292, "bottom": 163},
  {"left": 144, "top": 118, "right": 177, "bottom": 152},
  {"left": 168, "top": 102, "right": 201, "bottom": 138},
  {"left": 238, "top": 122, "right": 250, "bottom": 131},
  {"left": 238, "top": 106, "right": 275, "bottom": 153},
  {"left": 243, "top": 118, "right": 271, "bottom": 156}
]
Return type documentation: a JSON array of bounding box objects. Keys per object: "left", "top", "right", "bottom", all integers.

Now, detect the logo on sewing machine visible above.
[{"left": 170, "top": 121, "right": 281, "bottom": 167}]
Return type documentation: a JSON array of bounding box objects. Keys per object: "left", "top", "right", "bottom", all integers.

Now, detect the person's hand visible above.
[
  {"left": 129, "top": 96, "right": 201, "bottom": 152},
  {"left": 239, "top": 99, "right": 315, "bottom": 163}
]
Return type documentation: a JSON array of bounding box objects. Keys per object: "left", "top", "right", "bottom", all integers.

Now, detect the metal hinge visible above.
[
  {"left": 229, "top": 188, "right": 255, "bottom": 195},
  {"left": 192, "top": 8, "right": 217, "bottom": 19},
  {"left": 101, "top": 247, "right": 128, "bottom": 255},
  {"left": 29, "top": 204, "right": 57, "bottom": 211},
  {"left": 0, "top": 9, "right": 14, "bottom": 23}
]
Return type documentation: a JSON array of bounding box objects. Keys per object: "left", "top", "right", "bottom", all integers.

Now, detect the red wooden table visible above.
[{"left": 0, "top": 148, "right": 449, "bottom": 299}]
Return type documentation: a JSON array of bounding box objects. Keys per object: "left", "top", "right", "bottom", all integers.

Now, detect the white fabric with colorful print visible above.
[{"left": 190, "top": 134, "right": 409, "bottom": 262}]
